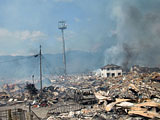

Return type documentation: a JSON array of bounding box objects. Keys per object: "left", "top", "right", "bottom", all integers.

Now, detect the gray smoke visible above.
[
  {"left": 105, "top": 1, "right": 160, "bottom": 69},
  {"left": 122, "top": 43, "right": 136, "bottom": 70}
]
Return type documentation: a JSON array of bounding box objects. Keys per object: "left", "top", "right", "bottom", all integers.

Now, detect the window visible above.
[
  {"left": 118, "top": 73, "right": 121, "bottom": 75},
  {"left": 107, "top": 73, "right": 110, "bottom": 77},
  {"left": 112, "top": 73, "right": 115, "bottom": 77}
]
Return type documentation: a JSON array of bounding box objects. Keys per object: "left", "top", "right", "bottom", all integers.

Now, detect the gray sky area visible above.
[{"left": 0, "top": 0, "right": 159, "bottom": 67}]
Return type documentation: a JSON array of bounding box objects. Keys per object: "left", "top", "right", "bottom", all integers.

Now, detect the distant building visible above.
[
  {"left": 100, "top": 64, "right": 122, "bottom": 77},
  {"left": 130, "top": 65, "right": 160, "bottom": 73}
]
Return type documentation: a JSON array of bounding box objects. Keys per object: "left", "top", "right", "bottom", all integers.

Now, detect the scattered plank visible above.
[
  {"left": 128, "top": 111, "right": 160, "bottom": 119},
  {"left": 134, "top": 101, "right": 160, "bottom": 108},
  {"left": 105, "top": 99, "right": 131, "bottom": 112}
]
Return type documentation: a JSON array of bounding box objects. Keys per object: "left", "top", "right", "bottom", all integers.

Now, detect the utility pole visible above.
[
  {"left": 58, "top": 21, "right": 67, "bottom": 76},
  {"left": 40, "top": 45, "right": 42, "bottom": 91}
]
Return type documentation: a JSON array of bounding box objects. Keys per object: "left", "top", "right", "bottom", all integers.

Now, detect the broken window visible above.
[
  {"left": 112, "top": 73, "right": 115, "bottom": 77},
  {"left": 107, "top": 73, "right": 110, "bottom": 77},
  {"left": 118, "top": 73, "right": 121, "bottom": 76}
]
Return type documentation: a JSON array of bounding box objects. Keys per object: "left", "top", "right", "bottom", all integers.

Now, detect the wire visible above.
[
  {"left": 30, "top": 57, "right": 39, "bottom": 83},
  {"left": 42, "top": 55, "right": 54, "bottom": 76},
  {"left": 0, "top": 55, "right": 38, "bottom": 64}
]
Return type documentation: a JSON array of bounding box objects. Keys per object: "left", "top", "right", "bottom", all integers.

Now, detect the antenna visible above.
[{"left": 58, "top": 21, "right": 67, "bottom": 76}]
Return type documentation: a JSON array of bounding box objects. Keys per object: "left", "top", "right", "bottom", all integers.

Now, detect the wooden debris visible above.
[
  {"left": 134, "top": 101, "right": 160, "bottom": 108},
  {"left": 115, "top": 99, "right": 131, "bottom": 103},
  {"left": 130, "top": 106, "right": 147, "bottom": 112},
  {"left": 128, "top": 111, "right": 160, "bottom": 119},
  {"left": 105, "top": 102, "right": 117, "bottom": 112},
  {"left": 94, "top": 92, "right": 110, "bottom": 100},
  {"left": 116, "top": 102, "right": 134, "bottom": 108},
  {"left": 128, "top": 84, "right": 139, "bottom": 92},
  {"left": 105, "top": 99, "right": 131, "bottom": 112}
]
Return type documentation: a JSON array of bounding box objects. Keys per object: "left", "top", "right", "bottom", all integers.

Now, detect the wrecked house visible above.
[
  {"left": 130, "top": 65, "right": 160, "bottom": 73},
  {"left": 100, "top": 64, "right": 122, "bottom": 77}
]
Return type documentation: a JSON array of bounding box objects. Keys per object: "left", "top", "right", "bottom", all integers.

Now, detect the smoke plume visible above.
[{"left": 105, "top": 1, "right": 160, "bottom": 69}]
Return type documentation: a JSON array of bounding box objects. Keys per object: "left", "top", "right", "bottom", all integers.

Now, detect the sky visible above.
[
  {"left": 0, "top": 0, "right": 160, "bottom": 67},
  {"left": 0, "top": 0, "right": 115, "bottom": 55}
]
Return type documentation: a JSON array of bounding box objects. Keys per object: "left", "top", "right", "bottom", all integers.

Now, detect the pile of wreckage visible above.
[
  {"left": 46, "top": 71, "right": 160, "bottom": 120},
  {"left": 1, "top": 66, "right": 160, "bottom": 120},
  {"left": 93, "top": 72, "right": 160, "bottom": 119}
]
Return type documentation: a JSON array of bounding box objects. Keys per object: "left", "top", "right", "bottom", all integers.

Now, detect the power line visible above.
[
  {"left": 0, "top": 55, "right": 38, "bottom": 64},
  {"left": 41, "top": 55, "right": 54, "bottom": 76}
]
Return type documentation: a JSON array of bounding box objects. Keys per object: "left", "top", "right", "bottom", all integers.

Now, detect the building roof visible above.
[{"left": 101, "top": 64, "right": 122, "bottom": 70}]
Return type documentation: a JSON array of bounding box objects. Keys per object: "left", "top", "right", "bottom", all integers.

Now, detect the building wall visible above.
[{"left": 101, "top": 69, "right": 122, "bottom": 77}]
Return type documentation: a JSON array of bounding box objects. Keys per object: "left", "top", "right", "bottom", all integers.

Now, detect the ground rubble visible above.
[
  {"left": 46, "top": 72, "right": 160, "bottom": 120},
  {"left": 1, "top": 72, "right": 160, "bottom": 119}
]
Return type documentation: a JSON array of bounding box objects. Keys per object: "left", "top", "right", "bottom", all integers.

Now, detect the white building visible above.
[{"left": 100, "top": 64, "right": 122, "bottom": 77}]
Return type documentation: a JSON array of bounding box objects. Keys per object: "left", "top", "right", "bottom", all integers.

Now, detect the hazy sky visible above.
[
  {"left": 0, "top": 0, "right": 116, "bottom": 55},
  {"left": 0, "top": 0, "right": 160, "bottom": 68}
]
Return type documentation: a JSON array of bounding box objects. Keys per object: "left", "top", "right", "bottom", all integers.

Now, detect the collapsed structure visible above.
[
  {"left": 131, "top": 65, "right": 160, "bottom": 73},
  {"left": 0, "top": 65, "right": 160, "bottom": 120}
]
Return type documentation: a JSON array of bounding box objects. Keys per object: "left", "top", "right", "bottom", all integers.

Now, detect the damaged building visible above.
[
  {"left": 100, "top": 64, "right": 122, "bottom": 77},
  {"left": 130, "top": 65, "right": 160, "bottom": 73}
]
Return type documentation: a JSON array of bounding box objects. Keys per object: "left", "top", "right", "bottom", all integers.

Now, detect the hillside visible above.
[{"left": 0, "top": 50, "right": 104, "bottom": 84}]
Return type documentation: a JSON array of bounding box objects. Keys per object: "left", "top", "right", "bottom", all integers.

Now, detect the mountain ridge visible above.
[{"left": 0, "top": 50, "right": 104, "bottom": 85}]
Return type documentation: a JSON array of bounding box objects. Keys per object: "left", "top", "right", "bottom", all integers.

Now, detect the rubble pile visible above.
[
  {"left": 1, "top": 71, "right": 160, "bottom": 119},
  {"left": 94, "top": 72, "right": 160, "bottom": 120},
  {"left": 47, "top": 72, "right": 160, "bottom": 119},
  {"left": 131, "top": 65, "right": 160, "bottom": 74},
  {"left": 96, "top": 72, "right": 160, "bottom": 100}
]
